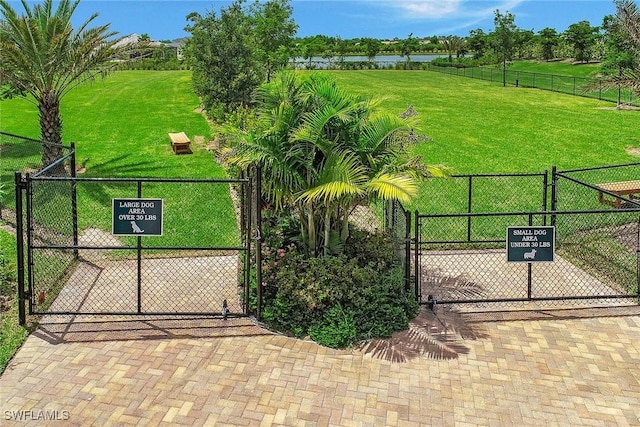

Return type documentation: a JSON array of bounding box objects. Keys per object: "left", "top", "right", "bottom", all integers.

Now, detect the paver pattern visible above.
[{"left": 1, "top": 307, "right": 639, "bottom": 426}]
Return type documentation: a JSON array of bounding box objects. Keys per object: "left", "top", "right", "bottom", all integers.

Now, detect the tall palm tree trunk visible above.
[{"left": 38, "top": 90, "right": 65, "bottom": 174}]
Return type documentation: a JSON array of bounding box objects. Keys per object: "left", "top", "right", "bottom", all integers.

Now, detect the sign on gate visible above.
[
  {"left": 112, "top": 198, "right": 163, "bottom": 236},
  {"left": 506, "top": 226, "right": 555, "bottom": 262}
]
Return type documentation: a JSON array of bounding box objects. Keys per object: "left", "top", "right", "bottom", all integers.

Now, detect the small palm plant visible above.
[{"left": 230, "top": 71, "right": 444, "bottom": 256}]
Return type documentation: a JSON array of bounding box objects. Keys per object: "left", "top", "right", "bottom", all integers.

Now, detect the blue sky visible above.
[{"left": 8, "top": 1, "right": 619, "bottom": 41}]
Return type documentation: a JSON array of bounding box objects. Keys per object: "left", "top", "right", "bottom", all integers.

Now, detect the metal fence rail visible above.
[
  {"left": 425, "top": 64, "right": 639, "bottom": 106},
  {"left": 553, "top": 163, "right": 640, "bottom": 212}
]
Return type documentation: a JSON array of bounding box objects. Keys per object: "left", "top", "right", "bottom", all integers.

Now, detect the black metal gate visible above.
[
  {"left": 414, "top": 167, "right": 640, "bottom": 308},
  {"left": 15, "top": 167, "right": 261, "bottom": 322},
  {"left": 415, "top": 210, "right": 640, "bottom": 308}
]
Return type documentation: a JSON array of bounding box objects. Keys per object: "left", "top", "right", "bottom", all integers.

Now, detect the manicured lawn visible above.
[
  {"left": 1, "top": 70, "right": 239, "bottom": 248},
  {"left": 508, "top": 60, "right": 601, "bottom": 78},
  {"left": 322, "top": 69, "right": 640, "bottom": 211},
  {"left": 2, "top": 70, "right": 220, "bottom": 179},
  {"left": 4, "top": 67, "right": 640, "bottom": 216}
]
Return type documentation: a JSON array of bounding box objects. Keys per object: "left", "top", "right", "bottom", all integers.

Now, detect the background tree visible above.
[
  {"left": 0, "top": 0, "right": 123, "bottom": 170},
  {"left": 467, "top": 29, "right": 488, "bottom": 59},
  {"left": 564, "top": 20, "right": 600, "bottom": 62},
  {"left": 514, "top": 29, "right": 535, "bottom": 58},
  {"left": 441, "top": 35, "right": 466, "bottom": 62},
  {"left": 250, "top": 0, "right": 297, "bottom": 82},
  {"left": 490, "top": 9, "right": 518, "bottom": 86},
  {"left": 592, "top": 0, "right": 640, "bottom": 103},
  {"left": 185, "top": 1, "right": 258, "bottom": 119},
  {"left": 334, "top": 36, "right": 350, "bottom": 66},
  {"left": 399, "top": 33, "right": 420, "bottom": 62},
  {"left": 185, "top": 0, "right": 296, "bottom": 119},
  {"left": 538, "top": 27, "right": 560, "bottom": 60},
  {"left": 361, "top": 37, "right": 382, "bottom": 62}
]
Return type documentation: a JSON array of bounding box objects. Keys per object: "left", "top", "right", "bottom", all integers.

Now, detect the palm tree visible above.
[
  {"left": 0, "top": 0, "right": 123, "bottom": 171},
  {"left": 618, "top": 0, "right": 640, "bottom": 44},
  {"left": 230, "top": 71, "right": 442, "bottom": 256},
  {"left": 441, "top": 35, "right": 466, "bottom": 63}
]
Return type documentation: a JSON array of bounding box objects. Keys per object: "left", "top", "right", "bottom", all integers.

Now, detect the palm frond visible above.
[
  {"left": 365, "top": 173, "right": 418, "bottom": 203},
  {"left": 357, "top": 114, "right": 408, "bottom": 156},
  {"left": 296, "top": 153, "right": 367, "bottom": 204},
  {"left": 617, "top": 0, "right": 640, "bottom": 46}
]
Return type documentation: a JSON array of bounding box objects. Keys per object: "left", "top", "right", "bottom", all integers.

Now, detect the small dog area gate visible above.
[
  {"left": 14, "top": 170, "right": 260, "bottom": 322},
  {"left": 415, "top": 211, "right": 640, "bottom": 310},
  {"left": 414, "top": 167, "right": 640, "bottom": 310}
]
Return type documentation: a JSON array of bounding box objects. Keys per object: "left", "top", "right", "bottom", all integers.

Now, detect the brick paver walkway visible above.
[{"left": 1, "top": 307, "right": 639, "bottom": 426}]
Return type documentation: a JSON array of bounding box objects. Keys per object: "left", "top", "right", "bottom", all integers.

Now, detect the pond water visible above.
[{"left": 290, "top": 54, "right": 448, "bottom": 68}]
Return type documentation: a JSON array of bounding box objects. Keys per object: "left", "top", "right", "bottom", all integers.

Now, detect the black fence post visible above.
[
  {"left": 253, "top": 166, "right": 263, "bottom": 320},
  {"left": 241, "top": 170, "right": 250, "bottom": 315},
  {"left": 136, "top": 180, "right": 142, "bottom": 314},
  {"left": 636, "top": 216, "right": 640, "bottom": 303},
  {"left": 550, "top": 166, "right": 558, "bottom": 227},
  {"left": 414, "top": 211, "right": 420, "bottom": 302},
  {"left": 15, "top": 172, "right": 26, "bottom": 325},
  {"left": 542, "top": 170, "right": 549, "bottom": 225},
  {"left": 467, "top": 175, "right": 473, "bottom": 242},
  {"left": 25, "top": 173, "right": 34, "bottom": 316},
  {"left": 70, "top": 143, "right": 79, "bottom": 259}
]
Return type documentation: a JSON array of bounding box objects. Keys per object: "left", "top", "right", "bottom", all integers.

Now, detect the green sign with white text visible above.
[
  {"left": 506, "top": 226, "right": 555, "bottom": 262},
  {"left": 112, "top": 198, "right": 163, "bottom": 236}
]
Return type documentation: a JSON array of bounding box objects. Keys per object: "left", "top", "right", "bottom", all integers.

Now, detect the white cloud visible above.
[
  {"left": 397, "top": 0, "right": 461, "bottom": 19},
  {"left": 392, "top": 0, "right": 525, "bottom": 20}
]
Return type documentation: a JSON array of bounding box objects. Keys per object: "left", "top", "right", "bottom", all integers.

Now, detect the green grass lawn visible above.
[
  {"left": 1, "top": 70, "right": 240, "bottom": 248},
  {"left": 4, "top": 68, "right": 640, "bottom": 217},
  {"left": 508, "top": 60, "right": 601, "bottom": 78},
  {"left": 322, "top": 69, "right": 640, "bottom": 212},
  {"left": 2, "top": 70, "right": 221, "bottom": 179}
]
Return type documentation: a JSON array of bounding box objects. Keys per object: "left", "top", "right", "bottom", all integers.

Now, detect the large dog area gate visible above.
[{"left": 15, "top": 171, "right": 260, "bottom": 321}]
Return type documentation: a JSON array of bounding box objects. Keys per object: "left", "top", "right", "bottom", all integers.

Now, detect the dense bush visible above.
[{"left": 260, "top": 224, "right": 418, "bottom": 348}]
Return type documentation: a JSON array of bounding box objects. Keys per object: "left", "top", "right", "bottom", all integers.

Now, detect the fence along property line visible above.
[{"left": 424, "top": 63, "right": 638, "bottom": 106}]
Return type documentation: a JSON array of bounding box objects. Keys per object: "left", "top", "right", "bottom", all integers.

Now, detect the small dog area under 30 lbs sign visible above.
[{"left": 506, "top": 226, "right": 555, "bottom": 263}]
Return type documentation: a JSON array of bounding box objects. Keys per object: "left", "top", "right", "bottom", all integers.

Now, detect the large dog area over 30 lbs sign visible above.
[
  {"left": 507, "top": 226, "right": 555, "bottom": 262},
  {"left": 112, "top": 198, "right": 164, "bottom": 236}
]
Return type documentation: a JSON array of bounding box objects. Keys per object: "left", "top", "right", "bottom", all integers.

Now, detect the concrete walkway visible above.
[{"left": 1, "top": 306, "right": 639, "bottom": 426}]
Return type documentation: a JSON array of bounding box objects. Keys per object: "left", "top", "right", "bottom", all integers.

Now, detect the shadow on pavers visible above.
[{"left": 32, "top": 315, "right": 272, "bottom": 345}]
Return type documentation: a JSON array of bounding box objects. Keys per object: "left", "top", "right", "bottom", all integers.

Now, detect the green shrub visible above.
[
  {"left": 343, "top": 229, "right": 401, "bottom": 270},
  {"left": 308, "top": 305, "right": 357, "bottom": 348},
  {"left": 352, "top": 268, "right": 418, "bottom": 339},
  {"left": 260, "top": 227, "right": 418, "bottom": 347}
]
